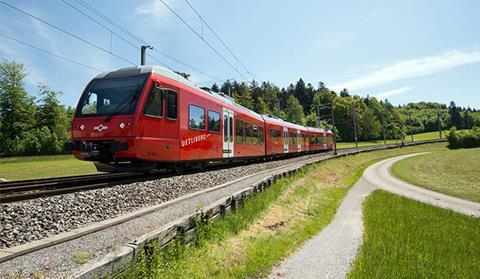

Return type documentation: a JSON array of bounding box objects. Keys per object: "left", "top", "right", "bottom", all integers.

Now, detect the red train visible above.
[{"left": 66, "top": 66, "right": 333, "bottom": 172}]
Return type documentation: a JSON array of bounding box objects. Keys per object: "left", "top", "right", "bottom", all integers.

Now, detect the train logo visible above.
[{"left": 93, "top": 124, "right": 108, "bottom": 132}]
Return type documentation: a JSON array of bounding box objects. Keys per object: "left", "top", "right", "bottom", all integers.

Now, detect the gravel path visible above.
[
  {"left": 270, "top": 153, "right": 480, "bottom": 279},
  {"left": 0, "top": 153, "right": 331, "bottom": 250},
  {"left": 363, "top": 153, "right": 480, "bottom": 217},
  {"left": 270, "top": 178, "right": 375, "bottom": 279}
]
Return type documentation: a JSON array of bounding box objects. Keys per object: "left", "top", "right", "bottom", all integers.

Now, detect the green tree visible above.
[
  {"left": 36, "top": 84, "right": 69, "bottom": 152},
  {"left": 232, "top": 83, "right": 254, "bottom": 110},
  {"left": 285, "top": 94, "right": 304, "bottom": 125},
  {"left": 0, "top": 60, "right": 36, "bottom": 155},
  {"left": 360, "top": 107, "right": 382, "bottom": 140}
]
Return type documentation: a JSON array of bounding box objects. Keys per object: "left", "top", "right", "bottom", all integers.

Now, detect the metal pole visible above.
[
  {"left": 408, "top": 113, "right": 414, "bottom": 142},
  {"left": 438, "top": 112, "right": 442, "bottom": 138},
  {"left": 228, "top": 84, "right": 231, "bottom": 97},
  {"left": 381, "top": 112, "right": 386, "bottom": 144},
  {"left": 352, "top": 105, "right": 358, "bottom": 148},
  {"left": 401, "top": 122, "right": 405, "bottom": 147},
  {"left": 331, "top": 103, "right": 337, "bottom": 155},
  {"left": 141, "top": 45, "right": 152, "bottom": 65},
  {"left": 317, "top": 104, "right": 320, "bottom": 127}
]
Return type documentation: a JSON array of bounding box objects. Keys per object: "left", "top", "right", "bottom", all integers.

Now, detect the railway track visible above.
[
  {"left": 0, "top": 171, "right": 173, "bottom": 203},
  {"left": 0, "top": 139, "right": 446, "bottom": 203}
]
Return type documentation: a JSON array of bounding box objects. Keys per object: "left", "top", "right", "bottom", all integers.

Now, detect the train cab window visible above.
[
  {"left": 245, "top": 122, "right": 252, "bottom": 144},
  {"left": 208, "top": 110, "right": 220, "bottom": 132},
  {"left": 81, "top": 92, "right": 98, "bottom": 114},
  {"left": 144, "top": 88, "right": 163, "bottom": 118},
  {"left": 189, "top": 104, "right": 205, "bottom": 130},
  {"left": 252, "top": 125, "right": 258, "bottom": 144},
  {"left": 165, "top": 90, "right": 177, "bottom": 119},
  {"left": 259, "top": 127, "right": 264, "bottom": 144},
  {"left": 236, "top": 120, "right": 244, "bottom": 144}
]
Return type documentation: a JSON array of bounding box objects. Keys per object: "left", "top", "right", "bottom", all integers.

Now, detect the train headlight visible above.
[
  {"left": 119, "top": 122, "right": 125, "bottom": 129},
  {"left": 80, "top": 124, "right": 85, "bottom": 130}
]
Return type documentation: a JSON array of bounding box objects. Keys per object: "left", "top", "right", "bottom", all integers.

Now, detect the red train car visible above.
[{"left": 67, "top": 66, "right": 332, "bottom": 172}]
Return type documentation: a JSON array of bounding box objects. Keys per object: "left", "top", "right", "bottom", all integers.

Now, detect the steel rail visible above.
[{"left": 0, "top": 139, "right": 446, "bottom": 203}]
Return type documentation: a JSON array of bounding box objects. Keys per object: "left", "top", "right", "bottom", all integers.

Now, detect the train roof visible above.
[
  {"left": 262, "top": 114, "right": 307, "bottom": 130},
  {"left": 94, "top": 65, "right": 263, "bottom": 120}
]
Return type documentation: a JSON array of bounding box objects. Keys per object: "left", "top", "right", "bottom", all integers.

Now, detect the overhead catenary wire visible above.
[
  {"left": 0, "top": 0, "right": 136, "bottom": 66},
  {"left": 68, "top": 0, "right": 221, "bottom": 81},
  {"left": 158, "top": 0, "right": 250, "bottom": 82},
  {"left": 61, "top": 0, "right": 169, "bottom": 68},
  {"left": 183, "top": 0, "right": 264, "bottom": 83},
  {"left": 0, "top": 33, "right": 103, "bottom": 72}
]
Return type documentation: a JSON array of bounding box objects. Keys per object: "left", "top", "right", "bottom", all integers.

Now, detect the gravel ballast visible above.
[{"left": 0, "top": 154, "right": 330, "bottom": 250}]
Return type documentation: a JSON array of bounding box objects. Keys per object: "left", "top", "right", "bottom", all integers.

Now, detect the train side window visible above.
[
  {"left": 276, "top": 129, "right": 281, "bottom": 138},
  {"left": 236, "top": 120, "right": 244, "bottom": 144},
  {"left": 189, "top": 104, "right": 205, "bottom": 130},
  {"left": 165, "top": 90, "right": 177, "bottom": 119},
  {"left": 208, "top": 110, "right": 220, "bottom": 132},
  {"left": 270, "top": 128, "right": 275, "bottom": 139},
  {"left": 245, "top": 122, "right": 252, "bottom": 144},
  {"left": 252, "top": 125, "right": 258, "bottom": 144},
  {"left": 144, "top": 88, "right": 163, "bottom": 118},
  {"left": 259, "top": 127, "right": 264, "bottom": 144}
]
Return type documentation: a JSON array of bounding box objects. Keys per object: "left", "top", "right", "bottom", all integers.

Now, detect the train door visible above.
[
  {"left": 283, "top": 127, "right": 289, "bottom": 153},
  {"left": 323, "top": 131, "right": 327, "bottom": 149},
  {"left": 297, "top": 130, "right": 302, "bottom": 152},
  {"left": 223, "top": 108, "right": 234, "bottom": 158}
]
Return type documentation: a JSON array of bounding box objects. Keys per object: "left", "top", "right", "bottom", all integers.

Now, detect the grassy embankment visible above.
[
  {"left": 349, "top": 190, "right": 480, "bottom": 278},
  {"left": 391, "top": 147, "right": 480, "bottom": 203},
  {"left": 0, "top": 155, "right": 96, "bottom": 180},
  {"left": 122, "top": 142, "right": 447, "bottom": 278}
]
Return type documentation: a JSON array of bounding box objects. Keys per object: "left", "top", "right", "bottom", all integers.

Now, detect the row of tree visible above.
[
  {"left": 0, "top": 60, "right": 73, "bottom": 156},
  {"left": 211, "top": 79, "right": 480, "bottom": 141},
  {"left": 1, "top": 59, "right": 479, "bottom": 156}
]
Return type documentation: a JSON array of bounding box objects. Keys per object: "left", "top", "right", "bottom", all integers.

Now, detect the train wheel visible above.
[{"left": 173, "top": 163, "right": 186, "bottom": 174}]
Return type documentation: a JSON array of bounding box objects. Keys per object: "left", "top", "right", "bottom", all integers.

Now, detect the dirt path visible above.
[{"left": 270, "top": 153, "right": 480, "bottom": 279}]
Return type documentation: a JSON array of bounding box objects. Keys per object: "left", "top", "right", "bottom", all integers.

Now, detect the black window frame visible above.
[
  {"left": 236, "top": 119, "right": 244, "bottom": 144},
  {"left": 165, "top": 89, "right": 178, "bottom": 120},
  {"left": 144, "top": 87, "right": 164, "bottom": 119},
  {"left": 188, "top": 104, "right": 206, "bottom": 131},
  {"left": 207, "top": 110, "right": 221, "bottom": 133},
  {"left": 245, "top": 122, "right": 252, "bottom": 144}
]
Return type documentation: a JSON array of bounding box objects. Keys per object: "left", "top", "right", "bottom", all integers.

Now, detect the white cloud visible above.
[
  {"left": 375, "top": 86, "right": 413, "bottom": 99},
  {"left": 30, "top": 18, "right": 59, "bottom": 54},
  {"left": 331, "top": 50, "right": 480, "bottom": 92},
  {"left": 135, "top": 0, "right": 182, "bottom": 24}
]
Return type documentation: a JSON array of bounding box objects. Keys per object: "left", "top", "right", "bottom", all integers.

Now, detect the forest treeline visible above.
[
  {"left": 1, "top": 59, "right": 479, "bottom": 156},
  {"left": 211, "top": 78, "right": 480, "bottom": 142}
]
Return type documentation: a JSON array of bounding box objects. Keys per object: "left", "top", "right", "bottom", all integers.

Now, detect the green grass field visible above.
[
  {"left": 336, "top": 130, "right": 453, "bottom": 149},
  {"left": 0, "top": 155, "right": 96, "bottom": 180},
  {"left": 349, "top": 190, "right": 480, "bottom": 278},
  {"left": 122, "top": 142, "right": 448, "bottom": 278},
  {"left": 391, "top": 148, "right": 480, "bottom": 203}
]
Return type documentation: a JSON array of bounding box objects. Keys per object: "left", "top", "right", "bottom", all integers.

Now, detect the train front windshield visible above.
[{"left": 76, "top": 75, "right": 148, "bottom": 117}]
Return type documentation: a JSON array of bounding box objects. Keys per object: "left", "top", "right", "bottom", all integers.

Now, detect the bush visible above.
[{"left": 448, "top": 126, "right": 480, "bottom": 149}]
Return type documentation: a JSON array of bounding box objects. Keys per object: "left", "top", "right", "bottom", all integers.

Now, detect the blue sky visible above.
[{"left": 1, "top": 0, "right": 479, "bottom": 108}]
